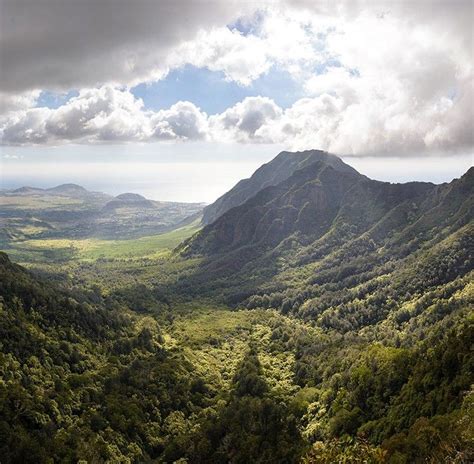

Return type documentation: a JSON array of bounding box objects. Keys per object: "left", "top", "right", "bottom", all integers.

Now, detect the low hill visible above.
[
  {"left": 12, "top": 186, "right": 45, "bottom": 194},
  {"left": 115, "top": 192, "right": 148, "bottom": 201},
  {"left": 103, "top": 192, "right": 156, "bottom": 210},
  {"left": 0, "top": 185, "right": 204, "bottom": 242},
  {"left": 46, "top": 183, "right": 89, "bottom": 195}
]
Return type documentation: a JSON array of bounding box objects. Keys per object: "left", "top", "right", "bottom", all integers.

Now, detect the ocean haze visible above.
[
  {"left": 0, "top": 161, "right": 264, "bottom": 203},
  {"left": 2, "top": 154, "right": 472, "bottom": 203}
]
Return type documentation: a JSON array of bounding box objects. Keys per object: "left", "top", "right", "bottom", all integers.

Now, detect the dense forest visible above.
[{"left": 1, "top": 151, "right": 473, "bottom": 463}]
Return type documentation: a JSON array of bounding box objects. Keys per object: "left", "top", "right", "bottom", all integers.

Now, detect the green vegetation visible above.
[
  {"left": 2, "top": 219, "right": 201, "bottom": 263},
  {"left": 1, "top": 233, "right": 471, "bottom": 463},
  {"left": 0, "top": 253, "right": 305, "bottom": 463},
  {"left": 0, "top": 183, "right": 203, "bottom": 243},
  {"left": 0, "top": 153, "right": 472, "bottom": 462}
]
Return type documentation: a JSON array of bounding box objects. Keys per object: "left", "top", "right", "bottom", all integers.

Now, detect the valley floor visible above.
[{"left": 1, "top": 220, "right": 473, "bottom": 463}]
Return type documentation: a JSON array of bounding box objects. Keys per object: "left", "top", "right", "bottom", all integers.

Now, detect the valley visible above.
[
  {"left": 0, "top": 184, "right": 204, "bottom": 243},
  {"left": 0, "top": 150, "right": 472, "bottom": 463}
]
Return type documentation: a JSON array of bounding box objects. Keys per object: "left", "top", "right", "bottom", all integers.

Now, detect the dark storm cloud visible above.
[{"left": 0, "top": 0, "right": 249, "bottom": 92}]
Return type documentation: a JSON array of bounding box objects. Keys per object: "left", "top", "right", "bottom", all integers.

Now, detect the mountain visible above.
[
  {"left": 186, "top": 153, "right": 449, "bottom": 257},
  {"left": 201, "top": 149, "right": 360, "bottom": 225},
  {"left": 179, "top": 152, "right": 473, "bottom": 313}
]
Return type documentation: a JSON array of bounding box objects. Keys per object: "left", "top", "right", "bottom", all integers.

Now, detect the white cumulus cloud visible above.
[
  {"left": 151, "top": 101, "right": 208, "bottom": 141},
  {"left": 210, "top": 97, "right": 282, "bottom": 143},
  {"left": 1, "top": 87, "right": 209, "bottom": 145},
  {"left": 0, "top": 1, "right": 472, "bottom": 156}
]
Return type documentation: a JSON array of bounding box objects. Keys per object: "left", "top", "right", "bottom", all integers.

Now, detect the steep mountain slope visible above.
[
  {"left": 179, "top": 154, "right": 473, "bottom": 317},
  {"left": 185, "top": 155, "right": 462, "bottom": 260},
  {"left": 201, "top": 149, "right": 360, "bottom": 225}
]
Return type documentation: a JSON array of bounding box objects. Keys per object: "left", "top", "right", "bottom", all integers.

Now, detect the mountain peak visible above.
[
  {"left": 275, "top": 149, "right": 360, "bottom": 176},
  {"left": 201, "top": 149, "right": 359, "bottom": 225}
]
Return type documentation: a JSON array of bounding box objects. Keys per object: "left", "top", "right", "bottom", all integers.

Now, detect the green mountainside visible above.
[
  {"left": 0, "top": 151, "right": 472, "bottom": 463},
  {"left": 180, "top": 157, "right": 472, "bottom": 310},
  {"left": 201, "top": 149, "right": 360, "bottom": 225}
]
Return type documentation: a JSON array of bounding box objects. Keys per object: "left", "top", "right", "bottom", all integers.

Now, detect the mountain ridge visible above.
[
  {"left": 201, "top": 149, "right": 361, "bottom": 225},
  {"left": 185, "top": 153, "right": 458, "bottom": 258},
  {"left": 177, "top": 151, "right": 473, "bottom": 315}
]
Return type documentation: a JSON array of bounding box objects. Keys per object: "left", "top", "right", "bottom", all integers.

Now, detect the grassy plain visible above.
[{"left": 1, "top": 219, "right": 201, "bottom": 264}]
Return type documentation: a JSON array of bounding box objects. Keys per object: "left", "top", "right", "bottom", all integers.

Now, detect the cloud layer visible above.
[
  {"left": 1, "top": 0, "right": 472, "bottom": 155},
  {"left": 0, "top": 0, "right": 250, "bottom": 92},
  {"left": 2, "top": 86, "right": 472, "bottom": 155}
]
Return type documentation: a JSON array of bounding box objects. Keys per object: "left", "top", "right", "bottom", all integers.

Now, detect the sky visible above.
[{"left": 0, "top": 0, "right": 473, "bottom": 202}]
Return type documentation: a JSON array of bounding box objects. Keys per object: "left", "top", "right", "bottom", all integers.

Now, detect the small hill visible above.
[
  {"left": 11, "top": 186, "right": 45, "bottom": 195},
  {"left": 115, "top": 193, "right": 148, "bottom": 201},
  {"left": 46, "top": 183, "right": 89, "bottom": 195},
  {"left": 103, "top": 192, "right": 155, "bottom": 210}
]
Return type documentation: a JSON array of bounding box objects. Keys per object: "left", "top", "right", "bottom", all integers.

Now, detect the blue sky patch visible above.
[
  {"left": 132, "top": 65, "right": 304, "bottom": 114},
  {"left": 227, "top": 10, "right": 266, "bottom": 36},
  {"left": 36, "top": 90, "right": 78, "bottom": 109}
]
